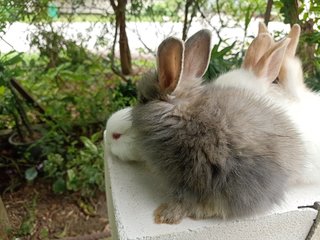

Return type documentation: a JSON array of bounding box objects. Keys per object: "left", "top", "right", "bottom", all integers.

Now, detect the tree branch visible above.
[
  {"left": 110, "top": 12, "right": 128, "bottom": 82},
  {"left": 298, "top": 202, "right": 320, "bottom": 240},
  {"left": 196, "top": 3, "right": 224, "bottom": 42},
  {"left": 182, "top": 0, "right": 192, "bottom": 40},
  {"left": 264, "top": 0, "right": 273, "bottom": 26},
  {"left": 109, "top": 0, "right": 117, "bottom": 11},
  {"left": 134, "top": 24, "right": 156, "bottom": 56}
]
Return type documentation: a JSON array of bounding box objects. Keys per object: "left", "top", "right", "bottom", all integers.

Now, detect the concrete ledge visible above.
[{"left": 104, "top": 131, "right": 320, "bottom": 240}]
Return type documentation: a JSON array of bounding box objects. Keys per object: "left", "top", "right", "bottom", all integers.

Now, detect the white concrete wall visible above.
[{"left": 104, "top": 131, "right": 320, "bottom": 240}]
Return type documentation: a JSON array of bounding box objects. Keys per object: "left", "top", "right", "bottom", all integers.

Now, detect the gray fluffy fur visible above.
[{"left": 131, "top": 32, "right": 305, "bottom": 223}]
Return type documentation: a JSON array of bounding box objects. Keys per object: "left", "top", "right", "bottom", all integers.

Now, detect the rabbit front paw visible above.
[{"left": 154, "top": 202, "right": 186, "bottom": 224}]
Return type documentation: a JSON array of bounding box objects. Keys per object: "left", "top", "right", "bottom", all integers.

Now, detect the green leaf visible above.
[
  {"left": 80, "top": 136, "right": 98, "bottom": 154},
  {"left": 0, "top": 86, "right": 5, "bottom": 95},
  {"left": 67, "top": 169, "right": 78, "bottom": 191},
  {"left": 2, "top": 52, "right": 23, "bottom": 66},
  {"left": 218, "top": 42, "right": 236, "bottom": 57},
  {"left": 244, "top": 4, "right": 253, "bottom": 31},
  {"left": 53, "top": 178, "right": 66, "bottom": 194},
  {"left": 67, "top": 169, "right": 76, "bottom": 179},
  {"left": 90, "top": 132, "right": 102, "bottom": 143},
  {"left": 25, "top": 167, "right": 38, "bottom": 181}
]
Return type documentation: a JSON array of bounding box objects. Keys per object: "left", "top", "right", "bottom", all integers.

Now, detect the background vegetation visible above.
[{"left": 0, "top": 0, "right": 319, "bottom": 238}]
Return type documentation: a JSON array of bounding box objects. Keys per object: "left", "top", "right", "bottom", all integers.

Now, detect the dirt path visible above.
[{"left": 2, "top": 180, "right": 110, "bottom": 239}]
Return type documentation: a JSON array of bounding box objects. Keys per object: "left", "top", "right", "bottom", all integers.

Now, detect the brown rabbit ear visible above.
[
  {"left": 182, "top": 29, "right": 212, "bottom": 81},
  {"left": 254, "top": 38, "right": 291, "bottom": 83},
  {"left": 242, "top": 33, "right": 273, "bottom": 70},
  {"left": 157, "top": 37, "right": 184, "bottom": 93},
  {"left": 286, "top": 24, "right": 301, "bottom": 57},
  {"left": 258, "top": 22, "right": 269, "bottom": 35}
]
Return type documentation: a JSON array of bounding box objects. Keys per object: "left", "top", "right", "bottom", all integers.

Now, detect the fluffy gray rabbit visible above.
[{"left": 131, "top": 30, "right": 305, "bottom": 224}]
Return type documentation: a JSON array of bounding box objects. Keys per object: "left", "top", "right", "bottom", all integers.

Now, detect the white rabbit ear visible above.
[
  {"left": 242, "top": 33, "right": 273, "bottom": 70},
  {"left": 258, "top": 22, "right": 269, "bottom": 35},
  {"left": 157, "top": 37, "right": 184, "bottom": 93},
  {"left": 181, "top": 29, "right": 212, "bottom": 81},
  {"left": 254, "top": 38, "right": 291, "bottom": 83},
  {"left": 286, "top": 24, "right": 301, "bottom": 57}
]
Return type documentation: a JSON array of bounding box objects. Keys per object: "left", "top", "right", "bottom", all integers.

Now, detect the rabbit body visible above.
[
  {"left": 215, "top": 66, "right": 320, "bottom": 185},
  {"left": 218, "top": 23, "right": 320, "bottom": 184},
  {"left": 131, "top": 30, "right": 305, "bottom": 223},
  {"left": 133, "top": 77, "right": 304, "bottom": 220},
  {"left": 281, "top": 88, "right": 320, "bottom": 183},
  {"left": 274, "top": 56, "right": 320, "bottom": 183}
]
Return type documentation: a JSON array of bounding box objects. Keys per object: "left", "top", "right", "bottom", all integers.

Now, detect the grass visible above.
[{"left": 15, "top": 194, "right": 38, "bottom": 237}]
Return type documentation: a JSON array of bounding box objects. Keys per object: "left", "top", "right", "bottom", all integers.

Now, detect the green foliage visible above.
[
  {"left": 276, "top": 0, "right": 300, "bottom": 25},
  {"left": 0, "top": 51, "right": 32, "bottom": 136},
  {"left": 25, "top": 167, "right": 38, "bottom": 181},
  {"left": 20, "top": 43, "right": 111, "bottom": 126},
  {"left": 204, "top": 41, "right": 241, "bottom": 81},
  {"left": 129, "top": 0, "right": 185, "bottom": 22},
  {"left": 0, "top": 4, "right": 136, "bottom": 197},
  {"left": 211, "top": 0, "right": 266, "bottom": 22},
  {"left": 43, "top": 132, "right": 104, "bottom": 197},
  {"left": 0, "top": 32, "right": 136, "bottom": 197},
  {"left": 15, "top": 195, "right": 37, "bottom": 237},
  {"left": 108, "top": 79, "right": 137, "bottom": 113},
  {"left": 0, "top": 51, "right": 24, "bottom": 88}
]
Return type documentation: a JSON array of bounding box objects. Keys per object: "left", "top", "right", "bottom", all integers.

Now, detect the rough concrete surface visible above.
[{"left": 104, "top": 131, "right": 320, "bottom": 240}]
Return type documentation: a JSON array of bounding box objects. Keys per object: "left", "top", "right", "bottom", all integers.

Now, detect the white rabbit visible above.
[
  {"left": 213, "top": 30, "right": 291, "bottom": 105},
  {"left": 214, "top": 23, "right": 320, "bottom": 184},
  {"left": 257, "top": 23, "right": 320, "bottom": 184},
  {"left": 105, "top": 107, "right": 142, "bottom": 162}
]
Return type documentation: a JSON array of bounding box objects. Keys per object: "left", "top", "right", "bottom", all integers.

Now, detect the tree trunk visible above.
[
  {"left": 182, "top": 0, "right": 193, "bottom": 40},
  {"left": 300, "top": 19, "right": 316, "bottom": 75},
  {"left": 0, "top": 196, "right": 10, "bottom": 240},
  {"left": 287, "top": 0, "right": 299, "bottom": 26},
  {"left": 282, "top": 0, "right": 316, "bottom": 76},
  {"left": 264, "top": 0, "right": 273, "bottom": 26},
  {"left": 111, "top": 0, "right": 132, "bottom": 75}
]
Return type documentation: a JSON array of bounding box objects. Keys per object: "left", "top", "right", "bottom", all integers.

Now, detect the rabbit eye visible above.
[{"left": 112, "top": 133, "right": 122, "bottom": 140}]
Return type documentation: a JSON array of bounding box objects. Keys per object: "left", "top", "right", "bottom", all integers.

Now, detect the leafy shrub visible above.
[
  {"left": 0, "top": 31, "right": 138, "bottom": 197},
  {"left": 108, "top": 78, "right": 137, "bottom": 113},
  {"left": 204, "top": 41, "right": 242, "bottom": 81},
  {"left": 43, "top": 132, "right": 104, "bottom": 197}
]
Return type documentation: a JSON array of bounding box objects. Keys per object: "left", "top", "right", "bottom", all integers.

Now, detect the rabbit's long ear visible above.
[
  {"left": 286, "top": 24, "right": 300, "bottom": 57},
  {"left": 181, "top": 29, "right": 212, "bottom": 81},
  {"left": 242, "top": 33, "right": 273, "bottom": 70},
  {"left": 157, "top": 37, "right": 184, "bottom": 93},
  {"left": 253, "top": 38, "right": 291, "bottom": 83},
  {"left": 258, "top": 22, "right": 269, "bottom": 35}
]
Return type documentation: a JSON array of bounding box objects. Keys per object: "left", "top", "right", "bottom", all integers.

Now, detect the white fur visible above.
[
  {"left": 268, "top": 58, "right": 320, "bottom": 183},
  {"left": 214, "top": 69, "right": 270, "bottom": 95},
  {"left": 214, "top": 57, "right": 320, "bottom": 184},
  {"left": 105, "top": 107, "right": 142, "bottom": 162},
  {"left": 285, "top": 91, "right": 320, "bottom": 183}
]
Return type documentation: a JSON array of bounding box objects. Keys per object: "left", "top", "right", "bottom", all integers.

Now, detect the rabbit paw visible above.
[{"left": 154, "top": 203, "right": 185, "bottom": 224}]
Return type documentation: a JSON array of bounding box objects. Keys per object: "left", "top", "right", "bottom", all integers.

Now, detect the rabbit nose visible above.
[{"left": 112, "top": 133, "right": 122, "bottom": 140}]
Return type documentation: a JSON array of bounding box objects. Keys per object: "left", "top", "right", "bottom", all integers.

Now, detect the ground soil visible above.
[{"left": 2, "top": 180, "right": 110, "bottom": 239}]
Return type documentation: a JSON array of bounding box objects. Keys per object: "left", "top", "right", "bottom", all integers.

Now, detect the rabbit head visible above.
[
  {"left": 105, "top": 107, "right": 141, "bottom": 162},
  {"left": 137, "top": 29, "right": 212, "bottom": 105},
  {"left": 258, "top": 22, "right": 306, "bottom": 100},
  {"left": 132, "top": 30, "right": 305, "bottom": 223},
  {"left": 214, "top": 31, "right": 290, "bottom": 98}
]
